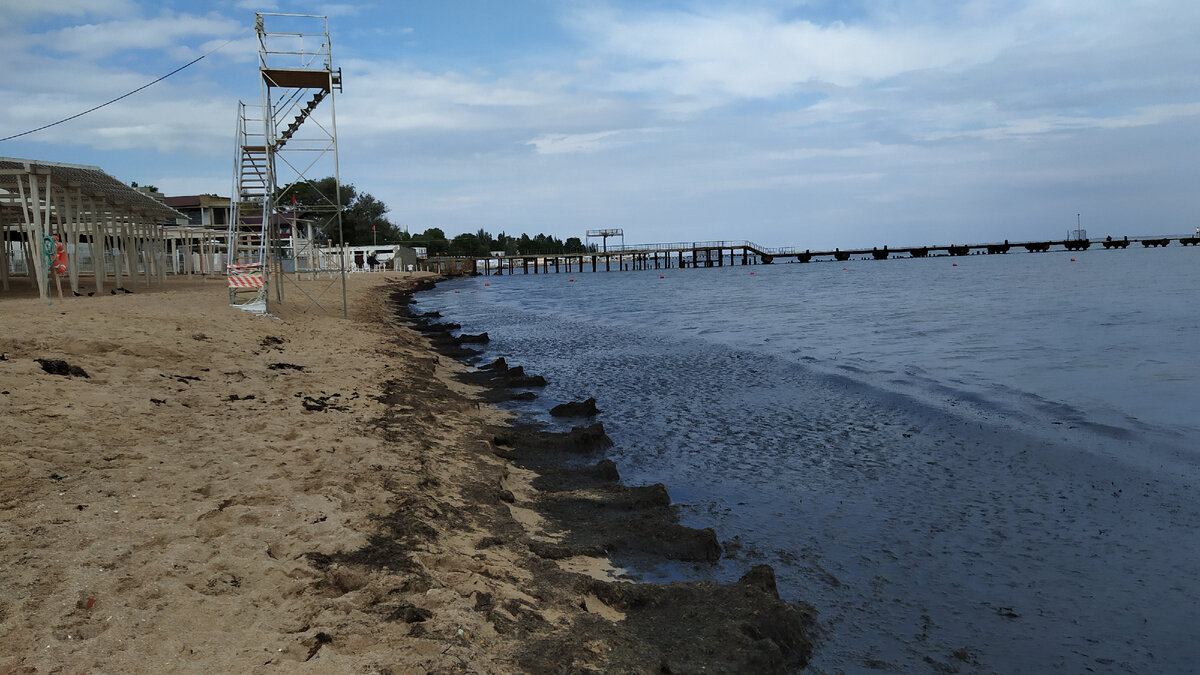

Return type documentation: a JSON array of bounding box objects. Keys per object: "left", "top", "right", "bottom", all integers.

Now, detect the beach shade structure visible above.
[
  {"left": 229, "top": 12, "right": 347, "bottom": 316},
  {"left": 0, "top": 158, "right": 185, "bottom": 301}
]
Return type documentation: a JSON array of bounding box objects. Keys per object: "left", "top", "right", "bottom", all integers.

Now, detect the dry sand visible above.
[{"left": 0, "top": 273, "right": 611, "bottom": 673}]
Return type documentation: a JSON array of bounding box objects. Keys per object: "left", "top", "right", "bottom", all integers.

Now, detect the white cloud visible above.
[
  {"left": 3, "top": 0, "right": 1198, "bottom": 247},
  {"left": 336, "top": 59, "right": 629, "bottom": 137},
  {"left": 720, "top": 170, "right": 887, "bottom": 191},
  {"left": 921, "top": 102, "right": 1200, "bottom": 142},
  {"left": 40, "top": 13, "right": 242, "bottom": 57},
  {"left": 760, "top": 142, "right": 900, "bottom": 162},
  {"left": 568, "top": 6, "right": 1011, "bottom": 107},
  {"left": 0, "top": 0, "right": 134, "bottom": 18},
  {"left": 151, "top": 173, "right": 231, "bottom": 197},
  {"left": 14, "top": 94, "right": 236, "bottom": 154},
  {"left": 525, "top": 130, "right": 624, "bottom": 155},
  {"left": 321, "top": 4, "right": 362, "bottom": 17}
]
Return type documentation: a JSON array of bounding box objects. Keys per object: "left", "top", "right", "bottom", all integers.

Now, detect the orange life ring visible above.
[{"left": 51, "top": 235, "right": 67, "bottom": 275}]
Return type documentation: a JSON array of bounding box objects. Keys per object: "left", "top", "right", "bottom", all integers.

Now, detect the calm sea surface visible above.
[{"left": 414, "top": 245, "right": 1200, "bottom": 674}]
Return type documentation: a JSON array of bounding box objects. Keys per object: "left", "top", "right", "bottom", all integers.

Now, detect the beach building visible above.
[
  {"left": 0, "top": 157, "right": 185, "bottom": 300},
  {"left": 318, "top": 244, "right": 417, "bottom": 271},
  {"left": 161, "top": 194, "right": 231, "bottom": 277},
  {"left": 164, "top": 194, "right": 230, "bottom": 229},
  {"left": 161, "top": 193, "right": 341, "bottom": 277}
]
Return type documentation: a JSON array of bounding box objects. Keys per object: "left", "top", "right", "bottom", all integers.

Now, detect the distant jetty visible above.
[{"left": 420, "top": 234, "right": 1199, "bottom": 276}]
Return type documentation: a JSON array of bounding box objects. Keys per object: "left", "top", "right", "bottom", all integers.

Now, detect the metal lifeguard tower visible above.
[
  {"left": 229, "top": 12, "right": 346, "bottom": 315},
  {"left": 586, "top": 228, "right": 624, "bottom": 253}
]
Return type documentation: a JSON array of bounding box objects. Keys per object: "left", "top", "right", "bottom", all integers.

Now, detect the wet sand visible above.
[{"left": 0, "top": 273, "right": 813, "bottom": 673}]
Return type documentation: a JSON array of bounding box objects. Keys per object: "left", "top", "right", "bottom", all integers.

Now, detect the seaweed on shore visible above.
[
  {"left": 383, "top": 277, "right": 817, "bottom": 672},
  {"left": 492, "top": 424, "right": 721, "bottom": 563},
  {"left": 520, "top": 565, "right": 816, "bottom": 674}
]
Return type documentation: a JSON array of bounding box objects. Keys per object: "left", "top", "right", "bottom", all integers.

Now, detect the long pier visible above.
[{"left": 421, "top": 234, "right": 1200, "bottom": 276}]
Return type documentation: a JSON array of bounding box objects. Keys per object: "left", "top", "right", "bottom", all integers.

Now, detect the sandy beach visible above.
[
  {"left": 1, "top": 272, "right": 537, "bottom": 672},
  {"left": 1, "top": 273, "right": 813, "bottom": 673}
]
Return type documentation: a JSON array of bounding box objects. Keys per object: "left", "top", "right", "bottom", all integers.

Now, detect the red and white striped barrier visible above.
[
  {"left": 227, "top": 262, "right": 263, "bottom": 273},
  {"left": 227, "top": 274, "right": 264, "bottom": 288}
]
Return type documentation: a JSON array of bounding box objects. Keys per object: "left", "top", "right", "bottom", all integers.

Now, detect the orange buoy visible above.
[{"left": 51, "top": 235, "right": 66, "bottom": 275}]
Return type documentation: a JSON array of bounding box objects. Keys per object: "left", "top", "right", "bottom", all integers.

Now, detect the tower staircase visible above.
[{"left": 227, "top": 102, "right": 270, "bottom": 308}]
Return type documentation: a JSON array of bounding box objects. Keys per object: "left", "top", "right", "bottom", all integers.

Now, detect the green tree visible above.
[
  {"left": 404, "top": 227, "right": 447, "bottom": 255},
  {"left": 345, "top": 193, "right": 402, "bottom": 246},
  {"left": 474, "top": 228, "right": 492, "bottom": 250},
  {"left": 449, "top": 232, "right": 489, "bottom": 256},
  {"left": 279, "top": 178, "right": 401, "bottom": 246}
]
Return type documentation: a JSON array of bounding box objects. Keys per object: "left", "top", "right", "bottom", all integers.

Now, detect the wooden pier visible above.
[{"left": 419, "top": 234, "right": 1200, "bottom": 276}]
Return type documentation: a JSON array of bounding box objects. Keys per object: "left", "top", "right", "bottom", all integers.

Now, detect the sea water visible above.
[{"left": 414, "top": 245, "right": 1200, "bottom": 673}]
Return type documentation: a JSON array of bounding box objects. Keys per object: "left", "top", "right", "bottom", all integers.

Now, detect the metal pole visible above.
[{"left": 329, "top": 74, "right": 347, "bottom": 319}]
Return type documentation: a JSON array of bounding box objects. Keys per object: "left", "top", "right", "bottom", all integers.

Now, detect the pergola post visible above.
[
  {"left": 16, "top": 171, "right": 51, "bottom": 301},
  {"left": 63, "top": 189, "right": 82, "bottom": 294},
  {"left": 121, "top": 216, "right": 136, "bottom": 284},
  {"left": 89, "top": 197, "right": 106, "bottom": 295},
  {"left": 0, "top": 211, "right": 9, "bottom": 292},
  {"left": 110, "top": 208, "right": 122, "bottom": 291}
]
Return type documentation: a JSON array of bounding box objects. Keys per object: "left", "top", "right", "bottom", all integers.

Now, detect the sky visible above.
[{"left": 1, "top": 0, "right": 1197, "bottom": 249}]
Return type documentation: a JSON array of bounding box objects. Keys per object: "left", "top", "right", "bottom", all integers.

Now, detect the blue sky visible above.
[{"left": 2, "top": 0, "right": 1197, "bottom": 248}]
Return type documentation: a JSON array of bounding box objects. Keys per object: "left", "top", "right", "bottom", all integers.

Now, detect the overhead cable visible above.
[{"left": 0, "top": 27, "right": 251, "bottom": 143}]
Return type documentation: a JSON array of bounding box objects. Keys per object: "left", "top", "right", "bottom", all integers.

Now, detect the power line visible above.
[{"left": 1, "top": 28, "right": 251, "bottom": 143}]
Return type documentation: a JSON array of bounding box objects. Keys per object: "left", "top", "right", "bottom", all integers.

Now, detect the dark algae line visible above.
[{"left": 392, "top": 277, "right": 819, "bottom": 673}]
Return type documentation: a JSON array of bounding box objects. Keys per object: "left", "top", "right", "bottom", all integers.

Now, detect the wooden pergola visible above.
[{"left": 0, "top": 157, "right": 185, "bottom": 300}]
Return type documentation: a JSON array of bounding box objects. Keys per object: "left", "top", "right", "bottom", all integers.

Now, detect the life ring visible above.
[{"left": 51, "top": 235, "right": 67, "bottom": 275}]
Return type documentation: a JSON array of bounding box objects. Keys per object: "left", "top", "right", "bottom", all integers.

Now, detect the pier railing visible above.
[
  {"left": 426, "top": 232, "right": 1200, "bottom": 267},
  {"left": 604, "top": 239, "right": 798, "bottom": 254}
]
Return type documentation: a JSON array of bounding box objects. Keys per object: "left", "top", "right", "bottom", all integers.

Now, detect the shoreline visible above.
[
  {"left": 395, "top": 277, "right": 817, "bottom": 671},
  {"left": 0, "top": 273, "right": 815, "bottom": 672}
]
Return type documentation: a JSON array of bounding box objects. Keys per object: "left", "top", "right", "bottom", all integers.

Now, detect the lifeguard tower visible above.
[{"left": 229, "top": 12, "right": 347, "bottom": 315}]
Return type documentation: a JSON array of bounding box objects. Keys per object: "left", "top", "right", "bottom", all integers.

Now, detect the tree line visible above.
[{"left": 279, "top": 177, "right": 592, "bottom": 256}]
